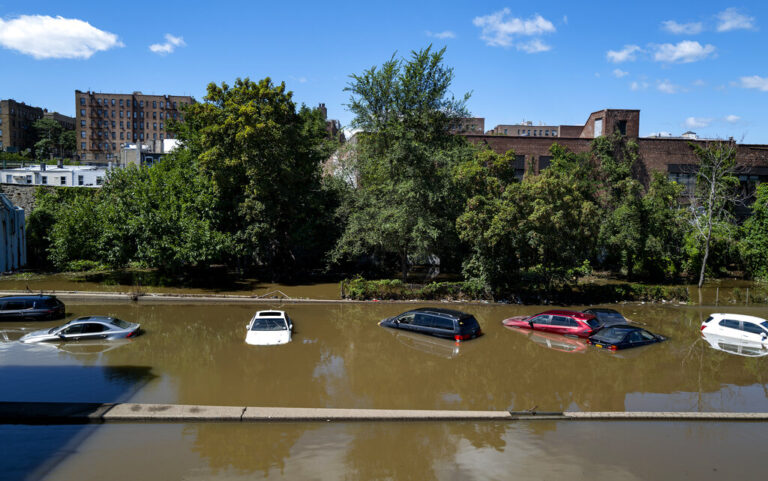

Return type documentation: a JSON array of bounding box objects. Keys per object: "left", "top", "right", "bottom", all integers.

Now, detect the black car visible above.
[
  {"left": 582, "top": 308, "right": 628, "bottom": 327},
  {"left": 379, "top": 308, "right": 482, "bottom": 341},
  {"left": 0, "top": 295, "right": 66, "bottom": 321},
  {"left": 587, "top": 324, "right": 665, "bottom": 351}
]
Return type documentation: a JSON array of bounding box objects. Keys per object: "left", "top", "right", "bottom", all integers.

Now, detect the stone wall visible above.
[{"left": 0, "top": 184, "right": 42, "bottom": 212}]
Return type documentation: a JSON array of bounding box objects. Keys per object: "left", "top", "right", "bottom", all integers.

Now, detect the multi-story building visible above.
[
  {"left": 0, "top": 99, "right": 44, "bottom": 153},
  {"left": 75, "top": 90, "right": 194, "bottom": 162}
]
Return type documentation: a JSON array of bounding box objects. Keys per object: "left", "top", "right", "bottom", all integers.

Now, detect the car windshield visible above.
[
  {"left": 586, "top": 318, "right": 600, "bottom": 329},
  {"left": 761, "top": 321, "right": 768, "bottom": 331},
  {"left": 592, "top": 328, "right": 631, "bottom": 343},
  {"left": 251, "top": 318, "right": 287, "bottom": 331},
  {"left": 110, "top": 318, "right": 131, "bottom": 329}
]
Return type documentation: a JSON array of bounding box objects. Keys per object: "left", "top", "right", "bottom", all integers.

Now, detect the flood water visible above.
[{"left": 2, "top": 300, "right": 768, "bottom": 480}]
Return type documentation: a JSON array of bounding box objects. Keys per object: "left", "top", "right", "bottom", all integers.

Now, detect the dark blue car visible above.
[
  {"left": 379, "top": 308, "right": 482, "bottom": 341},
  {"left": 0, "top": 295, "right": 66, "bottom": 321},
  {"left": 587, "top": 325, "right": 665, "bottom": 351}
]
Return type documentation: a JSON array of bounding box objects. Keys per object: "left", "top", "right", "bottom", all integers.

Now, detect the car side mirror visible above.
[
  {"left": 528, "top": 321, "right": 534, "bottom": 328},
  {"left": 245, "top": 324, "right": 250, "bottom": 329}
]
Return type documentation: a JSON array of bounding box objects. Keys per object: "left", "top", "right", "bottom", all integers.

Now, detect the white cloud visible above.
[
  {"left": 657, "top": 79, "right": 681, "bottom": 94},
  {"left": 692, "top": 79, "right": 706, "bottom": 87},
  {"left": 0, "top": 14, "right": 122, "bottom": 59},
  {"left": 426, "top": 30, "right": 456, "bottom": 39},
  {"left": 661, "top": 20, "right": 704, "bottom": 35},
  {"left": 685, "top": 117, "right": 712, "bottom": 128},
  {"left": 716, "top": 8, "right": 756, "bottom": 32},
  {"left": 630, "top": 81, "right": 648, "bottom": 91},
  {"left": 653, "top": 40, "right": 715, "bottom": 63},
  {"left": 517, "top": 38, "right": 550, "bottom": 53},
  {"left": 739, "top": 75, "right": 768, "bottom": 91},
  {"left": 612, "top": 68, "right": 628, "bottom": 78},
  {"left": 725, "top": 114, "right": 740, "bottom": 123},
  {"left": 562, "top": 15, "right": 568, "bottom": 25},
  {"left": 473, "top": 9, "right": 555, "bottom": 52},
  {"left": 606, "top": 44, "right": 641, "bottom": 63},
  {"left": 149, "top": 33, "right": 186, "bottom": 55}
]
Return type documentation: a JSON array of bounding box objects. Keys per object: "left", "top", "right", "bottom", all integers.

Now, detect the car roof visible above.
[
  {"left": 584, "top": 308, "right": 622, "bottom": 315},
  {"left": 409, "top": 307, "right": 471, "bottom": 319},
  {"left": 71, "top": 316, "right": 116, "bottom": 323},
  {"left": 537, "top": 309, "right": 595, "bottom": 320},
  {"left": 600, "top": 324, "right": 643, "bottom": 332},
  {"left": 1, "top": 295, "right": 57, "bottom": 300},
  {"left": 709, "top": 313, "right": 768, "bottom": 324},
  {"left": 254, "top": 310, "right": 286, "bottom": 318}
]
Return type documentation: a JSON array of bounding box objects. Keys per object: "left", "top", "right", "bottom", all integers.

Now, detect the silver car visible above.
[{"left": 19, "top": 316, "right": 140, "bottom": 344}]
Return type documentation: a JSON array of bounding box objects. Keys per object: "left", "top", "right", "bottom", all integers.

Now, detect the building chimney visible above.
[{"left": 319, "top": 103, "right": 327, "bottom": 120}]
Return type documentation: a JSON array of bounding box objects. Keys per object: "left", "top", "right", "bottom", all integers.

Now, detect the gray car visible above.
[{"left": 19, "top": 316, "right": 140, "bottom": 344}]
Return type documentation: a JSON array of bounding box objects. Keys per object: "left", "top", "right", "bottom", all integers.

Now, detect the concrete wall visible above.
[
  {"left": 0, "top": 184, "right": 38, "bottom": 212},
  {"left": 0, "top": 194, "right": 25, "bottom": 271}
]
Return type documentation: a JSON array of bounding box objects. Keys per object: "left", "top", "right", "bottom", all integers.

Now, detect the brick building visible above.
[
  {"left": 464, "top": 109, "right": 768, "bottom": 193},
  {"left": 75, "top": 90, "right": 194, "bottom": 162},
  {"left": 486, "top": 121, "right": 561, "bottom": 137},
  {"left": 0, "top": 99, "right": 75, "bottom": 154}
]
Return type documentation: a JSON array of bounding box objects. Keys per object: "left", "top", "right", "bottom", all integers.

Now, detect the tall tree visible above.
[
  {"left": 32, "top": 118, "right": 63, "bottom": 160},
  {"left": 333, "top": 46, "right": 472, "bottom": 280},
  {"left": 741, "top": 183, "right": 768, "bottom": 280},
  {"left": 174, "top": 77, "right": 338, "bottom": 276},
  {"left": 688, "top": 142, "right": 741, "bottom": 287}
]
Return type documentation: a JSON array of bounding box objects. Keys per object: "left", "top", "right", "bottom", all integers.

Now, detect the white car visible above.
[
  {"left": 245, "top": 310, "right": 293, "bottom": 346},
  {"left": 700, "top": 313, "right": 768, "bottom": 346}
]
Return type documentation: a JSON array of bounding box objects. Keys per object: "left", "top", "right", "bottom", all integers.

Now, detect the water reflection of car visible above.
[
  {"left": 19, "top": 316, "right": 140, "bottom": 344},
  {"left": 582, "top": 308, "right": 628, "bottom": 327},
  {"left": 503, "top": 325, "right": 588, "bottom": 353},
  {"left": 245, "top": 310, "right": 293, "bottom": 346},
  {"left": 700, "top": 313, "right": 768, "bottom": 346},
  {"left": 587, "top": 325, "right": 665, "bottom": 351},
  {"left": 379, "top": 308, "right": 482, "bottom": 341},
  {"left": 386, "top": 329, "right": 463, "bottom": 359},
  {"left": 34, "top": 339, "right": 135, "bottom": 355},
  {"left": 501, "top": 310, "right": 600, "bottom": 338},
  {"left": 701, "top": 331, "right": 768, "bottom": 357},
  {"left": 0, "top": 295, "right": 65, "bottom": 321}
]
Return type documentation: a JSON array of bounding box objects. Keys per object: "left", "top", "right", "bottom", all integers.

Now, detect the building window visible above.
[
  {"left": 111, "top": 99, "right": 115, "bottom": 106},
  {"left": 111, "top": 110, "right": 115, "bottom": 118},
  {"left": 173, "top": 102, "right": 177, "bottom": 108},
  {"left": 140, "top": 122, "right": 144, "bottom": 129},
  {"left": 112, "top": 143, "right": 116, "bottom": 150},
  {"left": 153, "top": 101, "right": 157, "bottom": 108},
  {"left": 80, "top": 109, "right": 86, "bottom": 116},
  {"left": 96, "top": 177, "right": 103, "bottom": 185},
  {"left": 160, "top": 122, "right": 164, "bottom": 129},
  {"left": 97, "top": 99, "right": 102, "bottom": 105},
  {"left": 120, "top": 99, "right": 124, "bottom": 107},
  {"left": 153, "top": 133, "right": 157, "bottom": 139},
  {"left": 120, "top": 111, "right": 124, "bottom": 118},
  {"left": 160, "top": 134, "right": 164, "bottom": 140},
  {"left": 78, "top": 175, "right": 84, "bottom": 186},
  {"left": 81, "top": 142, "right": 86, "bottom": 149},
  {"left": 26, "top": 175, "right": 32, "bottom": 184},
  {"left": 616, "top": 120, "right": 627, "bottom": 136},
  {"left": 152, "top": 112, "right": 157, "bottom": 119},
  {"left": 5, "top": 175, "right": 11, "bottom": 183},
  {"left": 160, "top": 101, "right": 164, "bottom": 108},
  {"left": 133, "top": 112, "right": 137, "bottom": 118},
  {"left": 139, "top": 101, "right": 144, "bottom": 107},
  {"left": 41, "top": 176, "right": 47, "bottom": 185},
  {"left": 81, "top": 131, "right": 86, "bottom": 138},
  {"left": 159, "top": 113, "right": 164, "bottom": 120},
  {"left": 153, "top": 122, "right": 157, "bottom": 129},
  {"left": 140, "top": 133, "right": 144, "bottom": 140},
  {"left": 111, "top": 132, "right": 116, "bottom": 140},
  {"left": 60, "top": 177, "right": 66, "bottom": 186},
  {"left": 120, "top": 132, "right": 124, "bottom": 140},
  {"left": 80, "top": 120, "right": 85, "bottom": 127},
  {"left": 140, "top": 111, "right": 144, "bottom": 118}
]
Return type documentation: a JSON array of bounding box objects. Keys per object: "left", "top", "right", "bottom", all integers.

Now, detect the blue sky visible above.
[{"left": 1, "top": 1, "right": 767, "bottom": 142}]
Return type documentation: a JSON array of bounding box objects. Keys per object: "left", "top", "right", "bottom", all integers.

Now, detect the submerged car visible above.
[
  {"left": 0, "top": 295, "right": 65, "bottom": 321},
  {"left": 582, "top": 308, "right": 629, "bottom": 327},
  {"left": 587, "top": 325, "right": 665, "bottom": 351},
  {"left": 502, "top": 310, "right": 600, "bottom": 338},
  {"left": 700, "top": 313, "right": 768, "bottom": 346},
  {"left": 19, "top": 316, "right": 140, "bottom": 344},
  {"left": 245, "top": 310, "right": 293, "bottom": 346},
  {"left": 379, "top": 308, "right": 482, "bottom": 341}
]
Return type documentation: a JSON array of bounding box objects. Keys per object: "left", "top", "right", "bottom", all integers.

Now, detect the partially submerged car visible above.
[
  {"left": 0, "top": 295, "right": 65, "bottom": 321},
  {"left": 379, "top": 308, "right": 482, "bottom": 341},
  {"left": 502, "top": 310, "right": 600, "bottom": 338},
  {"left": 587, "top": 325, "right": 665, "bottom": 351},
  {"left": 19, "top": 316, "right": 140, "bottom": 344},
  {"left": 245, "top": 310, "right": 293, "bottom": 346},
  {"left": 582, "top": 308, "right": 629, "bottom": 327},
  {"left": 700, "top": 313, "right": 768, "bottom": 346}
]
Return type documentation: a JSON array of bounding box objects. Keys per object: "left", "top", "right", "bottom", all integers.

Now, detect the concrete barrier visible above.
[{"left": 3, "top": 402, "right": 768, "bottom": 424}]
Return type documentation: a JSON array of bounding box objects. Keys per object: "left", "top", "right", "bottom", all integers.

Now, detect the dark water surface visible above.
[{"left": 2, "top": 300, "right": 768, "bottom": 480}]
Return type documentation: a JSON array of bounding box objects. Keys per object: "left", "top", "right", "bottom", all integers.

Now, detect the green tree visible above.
[
  {"left": 688, "top": 142, "right": 741, "bottom": 287},
  {"left": 174, "top": 77, "right": 338, "bottom": 276},
  {"left": 32, "top": 118, "right": 63, "bottom": 160},
  {"left": 60, "top": 130, "right": 76, "bottom": 159},
  {"left": 741, "top": 183, "right": 768, "bottom": 280},
  {"left": 333, "top": 46, "right": 472, "bottom": 280}
]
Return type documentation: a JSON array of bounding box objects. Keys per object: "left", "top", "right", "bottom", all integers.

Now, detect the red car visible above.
[{"left": 501, "top": 310, "right": 601, "bottom": 338}]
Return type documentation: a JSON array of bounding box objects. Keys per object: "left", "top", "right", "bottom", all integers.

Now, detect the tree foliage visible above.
[
  {"left": 333, "top": 46, "right": 473, "bottom": 280},
  {"left": 741, "top": 183, "right": 768, "bottom": 280}
]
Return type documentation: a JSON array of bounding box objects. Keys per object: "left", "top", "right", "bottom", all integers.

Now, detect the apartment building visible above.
[
  {"left": 0, "top": 99, "right": 75, "bottom": 154},
  {"left": 75, "top": 90, "right": 194, "bottom": 162}
]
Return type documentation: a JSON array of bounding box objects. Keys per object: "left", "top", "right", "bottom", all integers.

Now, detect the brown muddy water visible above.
[{"left": 2, "top": 300, "right": 768, "bottom": 480}]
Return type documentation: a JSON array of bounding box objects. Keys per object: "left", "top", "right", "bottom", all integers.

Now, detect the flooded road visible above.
[{"left": 2, "top": 300, "right": 768, "bottom": 479}]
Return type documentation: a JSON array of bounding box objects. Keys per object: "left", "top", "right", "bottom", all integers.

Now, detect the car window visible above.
[
  {"left": 742, "top": 322, "right": 764, "bottom": 335},
  {"left": 5, "top": 301, "right": 26, "bottom": 310},
  {"left": 532, "top": 315, "right": 551, "bottom": 325},
  {"left": 251, "top": 318, "right": 287, "bottom": 331},
  {"left": 431, "top": 316, "right": 454, "bottom": 331},
  {"left": 719, "top": 319, "right": 740, "bottom": 330},
  {"left": 397, "top": 314, "right": 415, "bottom": 325},
  {"left": 61, "top": 324, "right": 85, "bottom": 335},
  {"left": 592, "top": 328, "right": 628, "bottom": 343},
  {"left": 459, "top": 316, "right": 480, "bottom": 333},
  {"left": 551, "top": 316, "right": 573, "bottom": 327},
  {"left": 639, "top": 330, "right": 656, "bottom": 341},
  {"left": 37, "top": 298, "right": 59, "bottom": 308},
  {"left": 762, "top": 321, "right": 768, "bottom": 332},
  {"left": 585, "top": 317, "right": 600, "bottom": 329},
  {"left": 111, "top": 318, "right": 131, "bottom": 329},
  {"left": 83, "top": 323, "right": 107, "bottom": 333},
  {"left": 627, "top": 331, "right": 645, "bottom": 343},
  {"left": 413, "top": 313, "right": 432, "bottom": 327}
]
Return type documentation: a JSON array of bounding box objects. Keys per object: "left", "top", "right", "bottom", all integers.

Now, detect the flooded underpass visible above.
[{"left": 2, "top": 300, "right": 768, "bottom": 480}]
